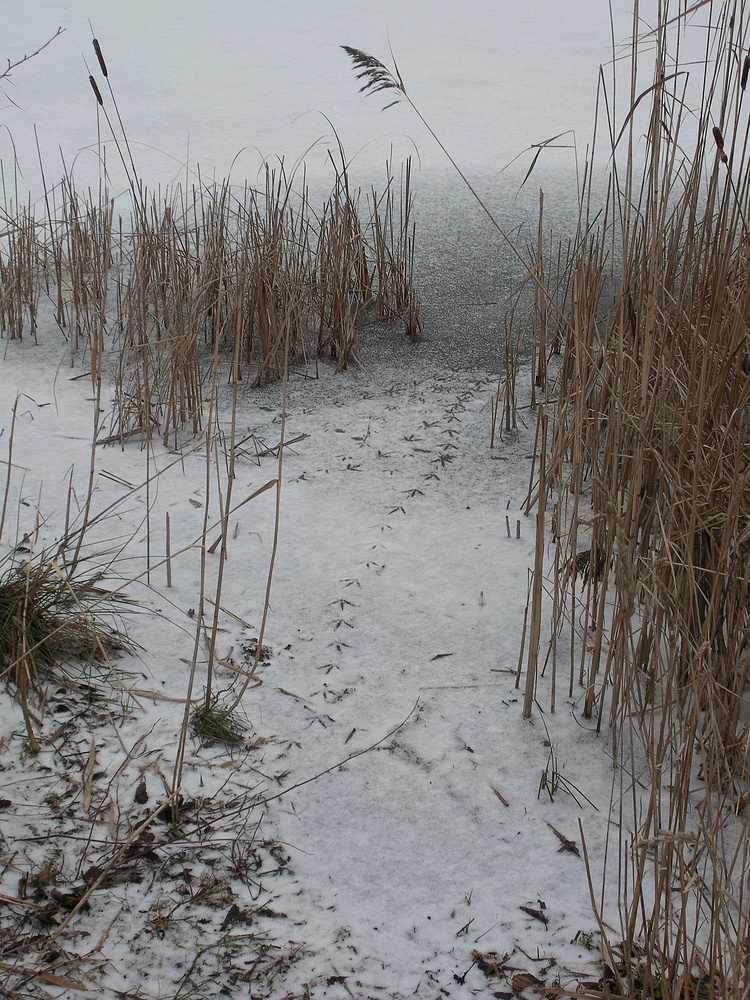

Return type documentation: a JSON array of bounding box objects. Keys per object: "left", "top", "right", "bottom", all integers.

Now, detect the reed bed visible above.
[
  {"left": 520, "top": 3, "right": 750, "bottom": 997},
  {"left": 369, "top": 156, "right": 422, "bottom": 339},
  {"left": 1, "top": 152, "right": 421, "bottom": 448},
  {"left": 0, "top": 205, "right": 41, "bottom": 342},
  {"left": 2, "top": 31, "right": 421, "bottom": 436}
]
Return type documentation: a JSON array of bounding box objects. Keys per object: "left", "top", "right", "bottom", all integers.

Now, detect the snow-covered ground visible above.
[{"left": 1, "top": 330, "right": 615, "bottom": 997}]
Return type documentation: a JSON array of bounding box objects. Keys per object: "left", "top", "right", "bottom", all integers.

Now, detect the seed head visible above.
[
  {"left": 341, "top": 45, "right": 406, "bottom": 109},
  {"left": 93, "top": 38, "right": 108, "bottom": 78},
  {"left": 89, "top": 75, "right": 104, "bottom": 106}
]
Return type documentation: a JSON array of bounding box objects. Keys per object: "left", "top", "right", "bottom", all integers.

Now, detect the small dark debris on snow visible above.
[
  {"left": 242, "top": 638, "right": 273, "bottom": 663},
  {"left": 520, "top": 904, "right": 549, "bottom": 926},
  {"left": 546, "top": 821, "right": 580, "bottom": 856},
  {"left": 221, "top": 903, "right": 254, "bottom": 929},
  {"left": 472, "top": 949, "right": 509, "bottom": 978}
]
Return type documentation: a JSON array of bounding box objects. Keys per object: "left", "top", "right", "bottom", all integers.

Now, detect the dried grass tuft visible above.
[
  {"left": 0, "top": 537, "right": 136, "bottom": 747},
  {"left": 189, "top": 696, "right": 249, "bottom": 748}
]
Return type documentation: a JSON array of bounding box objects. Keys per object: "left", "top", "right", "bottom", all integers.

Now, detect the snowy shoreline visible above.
[{"left": 0, "top": 329, "right": 616, "bottom": 997}]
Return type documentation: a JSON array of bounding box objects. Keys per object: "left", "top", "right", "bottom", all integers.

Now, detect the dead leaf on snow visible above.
[{"left": 512, "top": 971, "right": 545, "bottom": 993}]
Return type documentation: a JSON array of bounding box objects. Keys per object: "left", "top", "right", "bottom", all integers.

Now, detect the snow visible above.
[
  {"left": 0, "top": 2, "right": 700, "bottom": 996},
  {"left": 1, "top": 336, "right": 615, "bottom": 997},
  {"left": 4, "top": 1, "right": 621, "bottom": 194}
]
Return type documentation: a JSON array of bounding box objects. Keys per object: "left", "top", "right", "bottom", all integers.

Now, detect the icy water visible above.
[
  {"left": 3, "top": 1, "right": 633, "bottom": 370},
  {"left": 353, "top": 167, "right": 585, "bottom": 372}
]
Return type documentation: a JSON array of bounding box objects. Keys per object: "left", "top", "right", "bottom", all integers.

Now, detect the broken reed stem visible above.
[
  {"left": 524, "top": 401, "right": 544, "bottom": 515},
  {"left": 204, "top": 287, "right": 243, "bottom": 698},
  {"left": 550, "top": 539, "right": 559, "bottom": 713},
  {"left": 516, "top": 569, "right": 533, "bottom": 689},
  {"left": 165, "top": 511, "right": 172, "bottom": 588},
  {"left": 145, "top": 438, "right": 151, "bottom": 587},
  {"left": 172, "top": 450, "right": 209, "bottom": 801},
  {"left": 534, "top": 189, "right": 547, "bottom": 398},
  {"left": 0, "top": 396, "right": 19, "bottom": 544},
  {"left": 228, "top": 319, "right": 290, "bottom": 713},
  {"left": 172, "top": 328, "right": 223, "bottom": 799},
  {"left": 523, "top": 408, "right": 547, "bottom": 719},
  {"left": 18, "top": 568, "right": 42, "bottom": 753},
  {"left": 70, "top": 328, "right": 104, "bottom": 574}
]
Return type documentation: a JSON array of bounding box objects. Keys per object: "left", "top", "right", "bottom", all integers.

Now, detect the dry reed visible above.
[{"left": 522, "top": 3, "right": 750, "bottom": 997}]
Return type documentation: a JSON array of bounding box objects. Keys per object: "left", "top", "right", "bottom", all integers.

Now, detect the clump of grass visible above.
[
  {"left": 536, "top": 711, "right": 597, "bottom": 810},
  {"left": 189, "top": 696, "right": 248, "bottom": 748},
  {"left": 0, "top": 540, "right": 135, "bottom": 747}
]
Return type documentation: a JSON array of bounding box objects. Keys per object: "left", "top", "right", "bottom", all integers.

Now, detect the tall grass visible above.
[
  {"left": 341, "top": 8, "right": 750, "bottom": 998},
  {"left": 0, "top": 167, "right": 421, "bottom": 447},
  {"left": 0, "top": 38, "right": 423, "bottom": 760},
  {"left": 522, "top": 2, "right": 750, "bottom": 996},
  {"left": 1, "top": 33, "right": 422, "bottom": 452}
]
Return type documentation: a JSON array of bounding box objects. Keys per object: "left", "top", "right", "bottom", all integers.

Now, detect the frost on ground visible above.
[{"left": 0, "top": 333, "right": 615, "bottom": 998}]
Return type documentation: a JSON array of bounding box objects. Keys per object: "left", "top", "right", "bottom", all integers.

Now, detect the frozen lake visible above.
[{"left": 4, "top": 2, "right": 667, "bottom": 366}]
